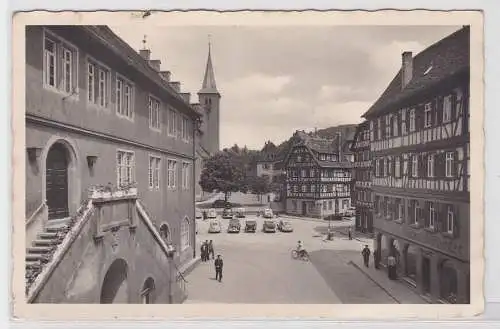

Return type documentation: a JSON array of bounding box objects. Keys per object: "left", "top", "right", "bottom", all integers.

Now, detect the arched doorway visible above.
[
  {"left": 404, "top": 244, "right": 418, "bottom": 283},
  {"left": 141, "top": 277, "right": 155, "bottom": 304},
  {"left": 46, "top": 143, "right": 69, "bottom": 219},
  {"left": 160, "top": 223, "right": 171, "bottom": 243},
  {"left": 439, "top": 260, "right": 458, "bottom": 303},
  {"left": 100, "top": 259, "right": 128, "bottom": 304}
]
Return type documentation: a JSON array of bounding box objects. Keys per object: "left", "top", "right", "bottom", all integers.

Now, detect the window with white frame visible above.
[
  {"left": 311, "top": 185, "right": 316, "bottom": 193},
  {"left": 412, "top": 155, "right": 419, "bottom": 178},
  {"left": 168, "top": 108, "right": 178, "bottom": 137},
  {"left": 427, "top": 202, "right": 436, "bottom": 229},
  {"left": 116, "top": 76, "right": 134, "bottom": 119},
  {"left": 323, "top": 201, "right": 327, "bottom": 210},
  {"left": 377, "top": 118, "right": 382, "bottom": 140},
  {"left": 149, "top": 96, "right": 161, "bottom": 130},
  {"left": 301, "top": 169, "right": 307, "bottom": 177},
  {"left": 401, "top": 109, "right": 407, "bottom": 135},
  {"left": 148, "top": 156, "right": 161, "bottom": 189},
  {"left": 293, "top": 185, "right": 298, "bottom": 193},
  {"left": 375, "top": 159, "right": 380, "bottom": 177},
  {"left": 182, "top": 162, "right": 190, "bottom": 189},
  {"left": 167, "top": 159, "right": 177, "bottom": 188},
  {"left": 414, "top": 202, "right": 420, "bottom": 225},
  {"left": 443, "top": 95, "right": 452, "bottom": 123},
  {"left": 447, "top": 206, "right": 455, "bottom": 234},
  {"left": 301, "top": 185, "right": 306, "bottom": 193},
  {"left": 409, "top": 108, "right": 416, "bottom": 132},
  {"left": 395, "top": 157, "right": 401, "bottom": 178},
  {"left": 181, "top": 116, "right": 191, "bottom": 142},
  {"left": 116, "top": 150, "right": 135, "bottom": 187},
  {"left": 87, "top": 60, "right": 109, "bottom": 107},
  {"left": 385, "top": 115, "right": 392, "bottom": 138},
  {"left": 398, "top": 200, "right": 404, "bottom": 221},
  {"left": 383, "top": 158, "right": 388, "bottom": 177},
  {"left": 445, "top": 152, "right": 455, "bottom": 177},
  {"left": 427, "top": 154, "right": 435, "bottom": 177},
  {"left": 43, "top": 32, "right": 78, "bottom": 94},
  {"left": 392, "top": 115, "right": 399, "bottom": 137},
  {"left": 424, "top": 103, "right": 432, "bottom": 128},
  {"left": 180, "top": 218, "right": 190, "bottom": 251}
]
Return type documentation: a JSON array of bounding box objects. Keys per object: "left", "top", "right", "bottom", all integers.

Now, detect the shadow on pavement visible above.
[{"left": 308, "top": 249, "right": 397, "bottom": 304}]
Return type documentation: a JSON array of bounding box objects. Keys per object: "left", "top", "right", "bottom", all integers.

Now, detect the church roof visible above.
[{"left": 198, "top": 42, "right": 219, "bottom": 94}]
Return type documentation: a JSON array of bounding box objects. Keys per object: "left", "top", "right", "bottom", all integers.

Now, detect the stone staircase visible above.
[{"left": 25, "top": 200, "right": 92, "bottom": 297}]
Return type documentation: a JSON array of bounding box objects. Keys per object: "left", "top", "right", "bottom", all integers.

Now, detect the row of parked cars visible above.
[{"left": 208, "top": 218, "right": 293, "bottom": 234}]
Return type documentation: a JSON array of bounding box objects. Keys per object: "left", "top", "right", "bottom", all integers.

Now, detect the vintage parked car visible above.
[
  {"left": 244, "top": 220, "right": 257, "bottom": 233},
  {"left": 262, "top": 220, "right": 276, "bottom": 233},
  {"left": 195, "top": 208, "right": 202, "bottom": 219},
  {"left": 207, "top": 208, "right": 217, "bottom": 219},
  {"left": 235, "top": 207, "right": 246, "bottom": 218},
  {"left": 212, "top": 199, "right": 231, "bottom": 209},
  {"left": 227, "top": 218, "right": 241, "bottom": 233},
  {"left": 277, "top": 220, "right": 293, "bottom": 232},
  {"left": 222, "top": 208, "right": 234, "bottom": 219},
  {"left": 208, "top": 219, "right": 221, "bottom": 233},
  {"left": 263, "top": 208, "right": 274, "bottom": 219}
]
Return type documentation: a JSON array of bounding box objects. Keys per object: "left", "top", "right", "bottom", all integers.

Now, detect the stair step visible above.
[
  {"left": 25, "top": 260, "right": 42, "bottom": 269},
  {"left": 38, "top": 232, "right": 59, "bottom": 240},
  {"left": 27, "top": 246, "right": 53, "bottom": 254},
  {"left": 46, "top": 226, "right": 69, "bottom": 233},
  {"left": 26, "top": 254, "right": 46, "bottom": 262},
  {"left": 33, "top": 239, "right": 60, "bottom": 247}
]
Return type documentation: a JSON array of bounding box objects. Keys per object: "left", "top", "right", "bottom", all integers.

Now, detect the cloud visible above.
[
  {"left": 109, "top": 24, "right": 462, "bottom": 150},
  {"left": 222, "top": 73, "right": 292, "bottom": 97}
]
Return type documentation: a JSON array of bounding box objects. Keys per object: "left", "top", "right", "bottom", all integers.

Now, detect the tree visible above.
[
  {"left": 199, "top": 152, "right": 247, "bottom": 201},
  {"left": 247, "top": 175, "right": 271, "bottom": 203}
]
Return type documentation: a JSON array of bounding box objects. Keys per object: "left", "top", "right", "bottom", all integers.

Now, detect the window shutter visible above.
[
  {"left": 454, "top": 151, "right": 459, "bottom": 177},
  {"left": 438, "top": 203, "right": 445, "bottom": 232},
  {"left": 423, "top": 202, "right": 429, "bottom": 227},
  {"left": 451, "top": 92, "right": 457, "bottom": 120},
  {"left": 436, "top": 97, "right": 443, "bottom": 125},
  {"left": 453, "top": 205, "right": 460, "bottom": 238}
]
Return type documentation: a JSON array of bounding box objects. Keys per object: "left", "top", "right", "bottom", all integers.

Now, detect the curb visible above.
[{"left": 348, "top": 260, "right": 400, "bottom": 304}]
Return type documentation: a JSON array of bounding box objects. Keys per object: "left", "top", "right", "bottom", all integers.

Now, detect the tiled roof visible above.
[{"left": 362, "top": 26, "right": 469, "bottom": 118}]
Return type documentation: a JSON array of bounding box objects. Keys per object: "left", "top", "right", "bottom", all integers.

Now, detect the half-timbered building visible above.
[
  {"left": 284, "top": 131, "right": 353, "bottom": 218},
  {"left": 350, "top": 120, "right": 373, "bottom": 233},
  {"left": 362, "top": 26, "right": 470, "bottom": 304}
]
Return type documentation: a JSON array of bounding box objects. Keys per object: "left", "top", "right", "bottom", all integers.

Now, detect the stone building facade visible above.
[
  {"left": 25, "top": 25, "right": 201, "bottom": 303},
  {"left": 361, "top": 26, "right": 470, "bottom": 304}
]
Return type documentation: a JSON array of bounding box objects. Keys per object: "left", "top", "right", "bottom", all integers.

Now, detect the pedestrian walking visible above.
[
  {"left": 214, "top": 254, "right": 223, "bottom": 282},
  {"left": 200, "top": 242, "right": 207, "bottom": 262},
  {"left": 202, "top": 210, "right": 207, "bottom": 221},
  {"left": 348, "top": 227, "right": 352, "bottom": 240},
  {"left": 388, "top": 255, "right": 397, "bottom": 280},
  {"left": 361, "top": 245, "right": 371, "bottom": 267},
  {"left": 208, "top": 240, "right": 215, "bottom": 260}
]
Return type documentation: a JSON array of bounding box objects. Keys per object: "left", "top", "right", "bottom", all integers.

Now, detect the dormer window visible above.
[{"left": 423, "top": 64, "right": 433, "bottom": 75}]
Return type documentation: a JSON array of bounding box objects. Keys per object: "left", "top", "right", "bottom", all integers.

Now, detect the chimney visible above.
[
  {"left": 180, "top": 92, "right": 191, "bottom": 103},
  {"left": 337, "top": 132, "right": 343, "bottom": 160},
  {"left": 139, "top": 49, "right": 151, "bottom": 61},
  {"left": 169, "top": 81, "right": 181, "bottom": 92},
  {"left": 160, "top": 71, "right": 171, "bottom": 82},
  {"left": 401, "top": 51, "right": 413, "bottom": 89},
  {"left": 148, "top": 59, "right": 161, "bottom": 72}
]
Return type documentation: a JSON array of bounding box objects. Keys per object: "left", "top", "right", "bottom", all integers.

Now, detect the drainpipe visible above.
[{"left": 192, "top": 120, "right": 197, "bottom": 259}]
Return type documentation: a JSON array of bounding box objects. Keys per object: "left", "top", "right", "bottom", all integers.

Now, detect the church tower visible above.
[{"left": 198, "top": 39, "right": 221, "bottom": 155}]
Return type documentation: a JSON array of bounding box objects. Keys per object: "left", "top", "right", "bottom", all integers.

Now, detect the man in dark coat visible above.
[
  {"left": 200, "top": 242, "right": 207, "bottom": 262},
  {"left": 208, "top": 240, "right": 215, "bottom": 260},
  {"left": 214, "top": 255, "right": 223, "bottom": 282},
  {"left": 362, "top": 245, "right": 371, "bottom": 267},
  {"left": 348, "top": 227, "right": 353, "bottom": 240}
]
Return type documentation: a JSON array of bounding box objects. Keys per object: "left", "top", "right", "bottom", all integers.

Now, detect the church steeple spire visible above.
[{"left": 199, "top": 35, "right": 219, "bottom": 94}]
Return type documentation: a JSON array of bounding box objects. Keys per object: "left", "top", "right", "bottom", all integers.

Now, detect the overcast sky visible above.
[{"left": 110, "top": 25, "right": 460, "bottom": 150}]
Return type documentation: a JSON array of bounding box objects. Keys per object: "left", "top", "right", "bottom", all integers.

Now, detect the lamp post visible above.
[{"left": 165, "top": 243, "right": 176, "bottom": 304}]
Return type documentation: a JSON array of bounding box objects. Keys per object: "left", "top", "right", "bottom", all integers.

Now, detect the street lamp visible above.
[{"left": 165, "top": 243, "right": 176, "bottom": 304}]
